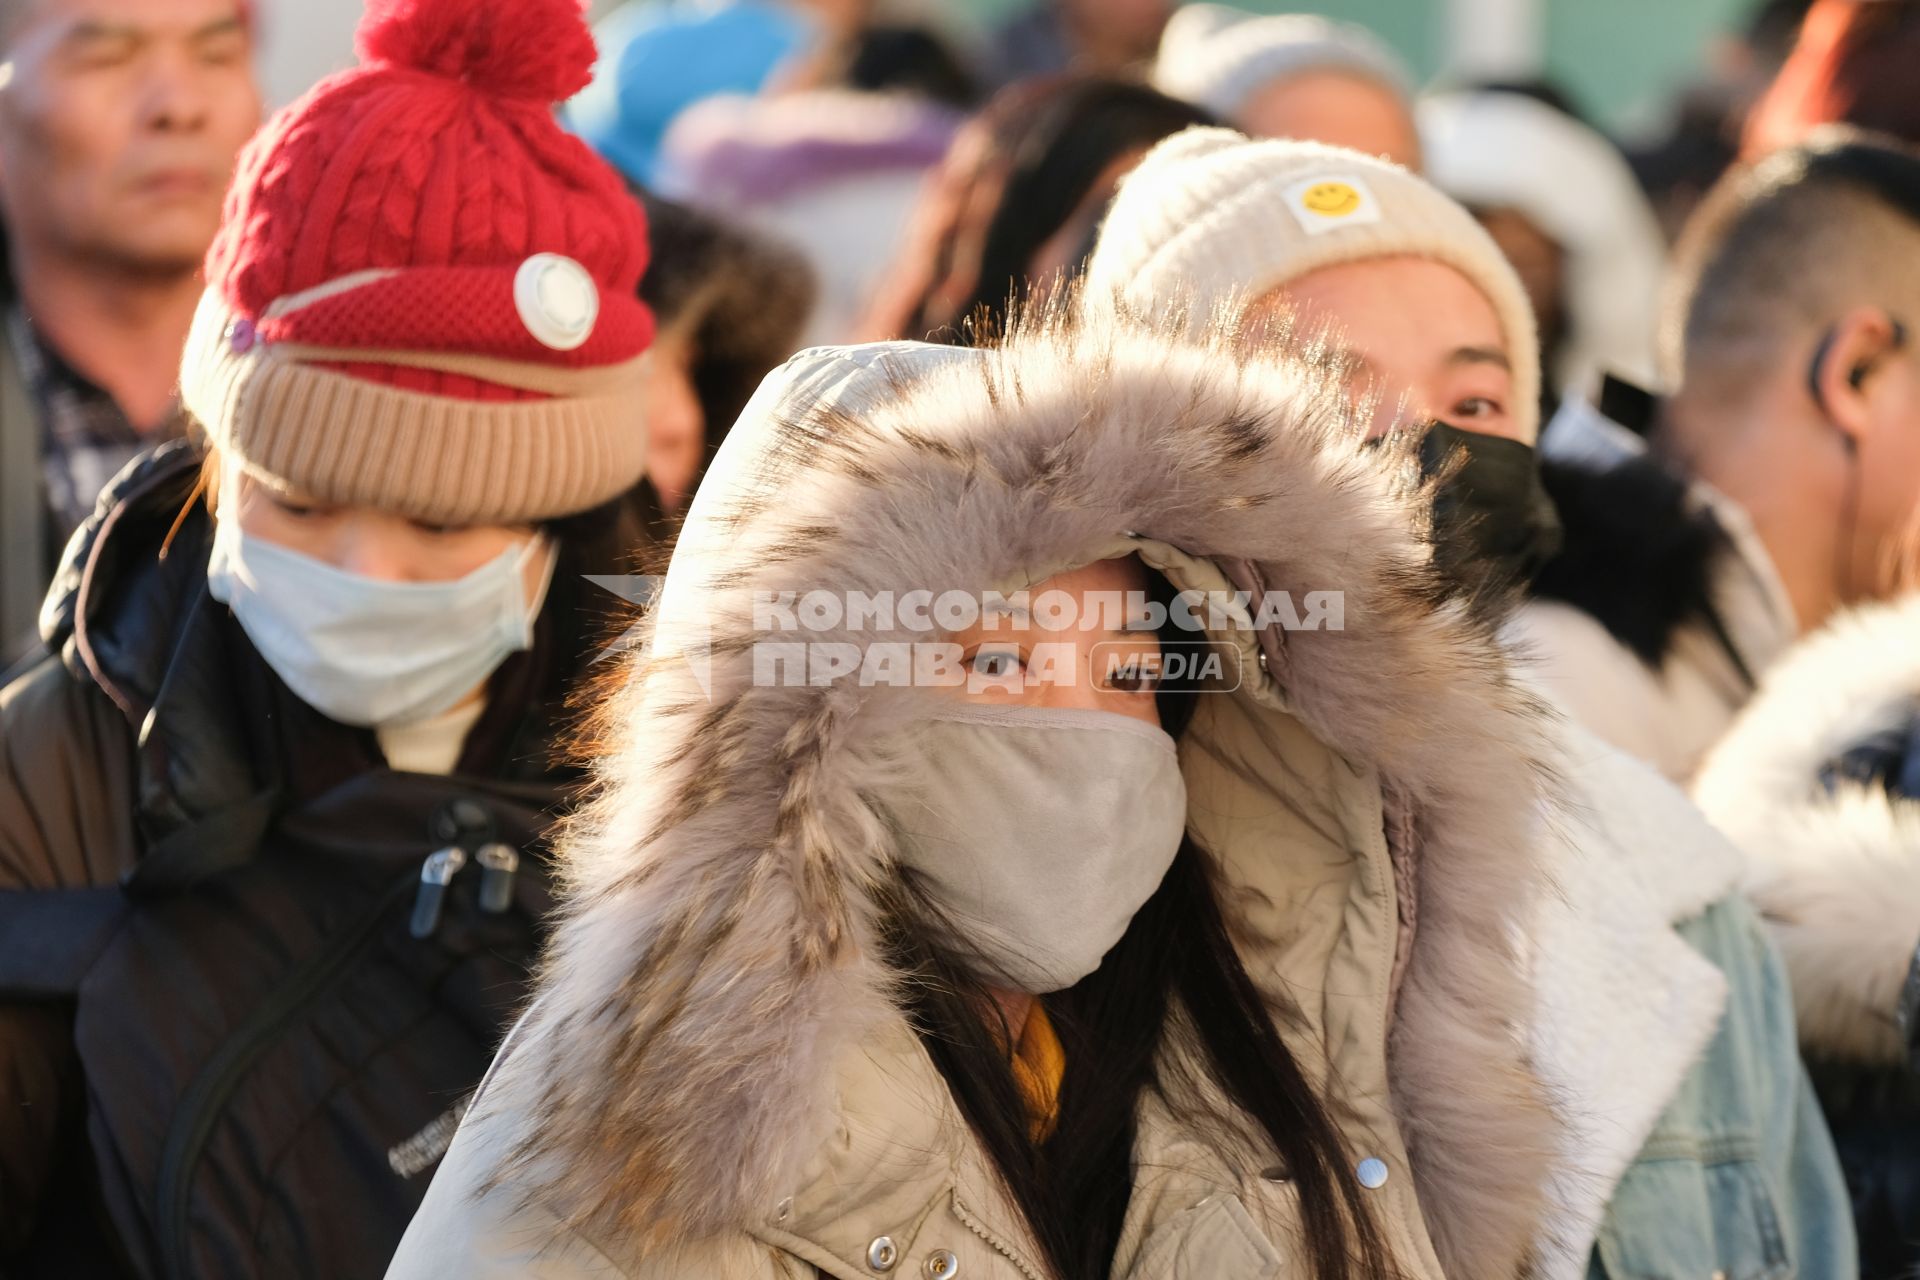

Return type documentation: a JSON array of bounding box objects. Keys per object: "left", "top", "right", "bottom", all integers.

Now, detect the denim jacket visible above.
[{"left": 1593, "top": 896, "right": 1855, "bottom": 1279}]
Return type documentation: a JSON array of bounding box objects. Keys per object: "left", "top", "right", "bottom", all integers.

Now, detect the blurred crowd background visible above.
[
  {"left": 242, "top": 0, "right": 1897, "bottom": 360},
  {"left": 10, "top": 0, "right": 1920, "bottom": 1276},
  {"left": 259, "top": 0, "right": 1803, "bottom": 137},
  {"left": 207, "top": 0, "right": 1910, "bottom": 521}
]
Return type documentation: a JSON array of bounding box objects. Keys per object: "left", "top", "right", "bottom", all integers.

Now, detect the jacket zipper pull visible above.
[
  {"left": 409, "top": 847, "right": 467, "bottom": 939},
  {"left": 475, "top": 843, "right": 520, "bottom": 914}
]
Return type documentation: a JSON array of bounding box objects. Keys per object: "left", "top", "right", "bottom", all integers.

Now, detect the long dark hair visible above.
[
  {"left": 879, "top": 576, "right": 1393, "bottom": 1280},
  {"left": 882, "top": 836, "right": 1392, "bottom": 1280},
  {"left": 866, "top": 76, "right": 1213, "bottom": 343}
]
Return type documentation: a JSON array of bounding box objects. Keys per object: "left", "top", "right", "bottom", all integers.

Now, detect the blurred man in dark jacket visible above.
[{"left": 0, "top": 0, "right": 260, "bottom": 678}]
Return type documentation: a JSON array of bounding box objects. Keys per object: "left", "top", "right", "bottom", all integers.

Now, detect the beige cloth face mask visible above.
[{"left": 881, "top": 702, "right": 1189, "bottom": 994}]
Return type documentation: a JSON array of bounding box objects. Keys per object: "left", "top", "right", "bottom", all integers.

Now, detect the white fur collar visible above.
[
  {"left": 1695, "top": 592, "right": 1920, "bottom": 1064},
  {"left": 1526, "top": 710, "right": 1743, "bottom": 1275}
]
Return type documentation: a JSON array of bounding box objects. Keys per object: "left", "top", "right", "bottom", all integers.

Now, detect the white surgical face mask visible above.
[
  {"left": 881, "top": 702, "right": 1188, "bottom": 994},
  {"left": 206, "top": 517, "right": 556, "bottom": 730}
]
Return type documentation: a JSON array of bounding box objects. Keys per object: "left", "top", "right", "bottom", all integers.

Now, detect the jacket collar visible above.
[
  {"left": 42, "top": 441, "right": 589, "bottom": 849},
  {"left": 44, "top": 439, "right": 207, "bottom": 720},
  {"left": 1698, "top": 483, "right": 1797, "bottom": 685},
  {"left": 1540, "top": 394, "right": 1796, "bottom": 689},
  {"left": 1525, "top": 712, "right": 1743, "bottom": 1269}
]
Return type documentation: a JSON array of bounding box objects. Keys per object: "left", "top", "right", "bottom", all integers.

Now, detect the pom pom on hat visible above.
[{"left": 357, "top": 0, "right": 599, "bottom": 102}]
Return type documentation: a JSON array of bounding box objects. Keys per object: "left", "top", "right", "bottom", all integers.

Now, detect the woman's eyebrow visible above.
[
  {"left": 1315, "top": 345, "right": 1373, "bottom": 381},
  {"left": 1447, "top": 345, "right": 1512, "bottom": 371},
  {"left": 980, "top": 601, "right": 1031, "bottom": 627}
]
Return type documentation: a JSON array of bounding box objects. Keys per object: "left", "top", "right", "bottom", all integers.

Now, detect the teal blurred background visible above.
[
  {"left": 259, "top": 1, "right": 1762, "bottom": 136},
  {"left": 936, "top": 0, "right": 1756, "bottom": 133}
]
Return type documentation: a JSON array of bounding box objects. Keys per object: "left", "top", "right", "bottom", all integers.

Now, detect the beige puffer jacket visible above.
[{"left": 389, "top": 318, "right": 1768, "bottom": 1280}]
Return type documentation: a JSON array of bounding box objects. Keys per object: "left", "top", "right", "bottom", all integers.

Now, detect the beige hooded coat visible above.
[{"left": 388, "top": 320, "right": 1831, "bottom": 1280}]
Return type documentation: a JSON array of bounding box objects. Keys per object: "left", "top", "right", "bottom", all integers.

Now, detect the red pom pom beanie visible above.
[{"left": 182, "top": 0, "right": 655, "bottom": 525}]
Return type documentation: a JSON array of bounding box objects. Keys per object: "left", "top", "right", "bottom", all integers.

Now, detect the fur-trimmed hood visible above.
[
  {"left": 1696, "top": 593, "right": 1920, "bottom": 1066},
  {"left": 441, "top": 314, "right": 1733, "bottom": 1280}
]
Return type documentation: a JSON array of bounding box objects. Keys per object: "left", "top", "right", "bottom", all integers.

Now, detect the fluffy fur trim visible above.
[
  {"left": 1695, "top": 593, "right": 1920, "bottom": 1064},
  {"left": 482, "top": 309, "right": 1568, "bottom": 1275},
  {"left": 1533, "top": 450, "right": 1726, "bottom": 671}
]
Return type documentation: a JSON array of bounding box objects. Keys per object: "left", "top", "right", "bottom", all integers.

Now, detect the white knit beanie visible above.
[
  {"left": 1084, "top": 127, "right": 1542, "bottom": 439},
  {"left": 1152, "top": 4, "right": 1411, "bottom": 124}
]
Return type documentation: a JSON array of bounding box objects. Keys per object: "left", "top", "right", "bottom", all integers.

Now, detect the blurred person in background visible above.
[
  {"left": 0, "top": 0, "right": 260, "bottom": 680},
  {"left": 1744, "top": 0, "right": 1920, "bottom": 159},
  {"left": 0, "top": 0, "right": 657, "bottom": 1274},
  {"left": 565, "top": 0, "right": 816, "bottom": 188},
  {"left": 980, "top": 0, "right": 1172, "bottom": 92},
  {"left": 862, "top": 75, "right": 1210, "bottom": 343},
  {"left": 1629, "top": 0, "right": 1813, "bottom": 240},
  {"left": 1516, "top": 134, "right": 1920, "bottom": 782},
  {"left": 659, "top": 89, "right": 959, "bottom": 345},
  {"left": 1419, "top": 88, "right": 1668, "bottom": 410},
  {"left": 1085, "top": 128, "right": 1854, "bottom": 1277},
  {"left": 631, "top": 191, "right": 816, "bottom": 536},
  {"left": 1681, "top": 135, "right": 1920, "bottom": 1280},
  {"left": 774, "top": 0, "right": 977, "bottom": 107},
  {"left": 1696, "top": 572, "right": 1920, "bottom": 1280},
  {"left": 646, "top": 2, "right": 975, "bottom": 346},
  {"left": 1152, "top": 5, "right": 1419, "bottom": 168}
]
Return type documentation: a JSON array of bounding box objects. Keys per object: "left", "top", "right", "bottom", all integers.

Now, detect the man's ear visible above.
[{"left": 1815, "top": 307, "right": 1907, "bottom": 450}]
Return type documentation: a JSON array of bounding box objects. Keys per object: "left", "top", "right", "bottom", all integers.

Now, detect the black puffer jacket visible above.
[
  {"left": 1694, "top": 592, "right": 1920, "bottom": 1280},
  {"left": 0, "top": 443, "right": 609, "bottom": 1279}
]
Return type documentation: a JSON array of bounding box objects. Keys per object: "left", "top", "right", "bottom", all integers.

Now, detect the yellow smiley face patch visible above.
[
  {"left": 1282, "top": 174, "right": 1382, "bottom": 235},
  {"left": 1302, "top": 182, "right": 1362, "bottom": 215}
]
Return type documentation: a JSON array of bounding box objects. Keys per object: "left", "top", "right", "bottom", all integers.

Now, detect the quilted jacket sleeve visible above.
[{"left": 0, "top": 656, "right": 139, "bottom": 1257}]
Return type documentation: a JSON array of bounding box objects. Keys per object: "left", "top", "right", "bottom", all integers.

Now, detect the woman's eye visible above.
[
  {"left": 1100, "top": 652, "right": 1161, "bottom": 695},
  {"left": 1449, "top": 396, "right": 1504, "bottom": 421},
  {"left": 968, "top": 649, "right": 1024, "bottom": 679},
  {"left": 410, "top": 520, "right": 458, "bottom": 536},
  {"left": 268, "top": 494, "right": 324, "bottom": 518}
]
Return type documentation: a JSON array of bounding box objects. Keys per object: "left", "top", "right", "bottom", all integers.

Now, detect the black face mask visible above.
[{"left": 1410, "top": 422, "right": 1564, "bottom": 593}]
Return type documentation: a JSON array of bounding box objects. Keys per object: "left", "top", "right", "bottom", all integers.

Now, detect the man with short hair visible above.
[
  {"left": 1516, "top": 132, "right": 1920, "bottom": 780},
  {"left": 0, "top": 0, "right": 259, "bottom": 677}
]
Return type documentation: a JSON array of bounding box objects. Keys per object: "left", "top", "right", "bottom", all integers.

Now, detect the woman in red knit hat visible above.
[{"left": 0, "top": 1, "right": 657, "bottom": 1276}]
